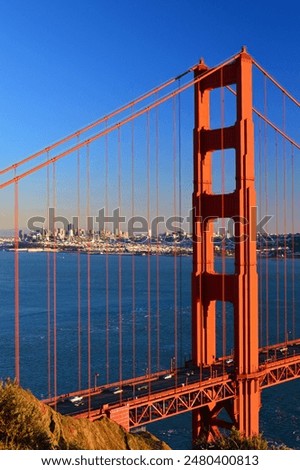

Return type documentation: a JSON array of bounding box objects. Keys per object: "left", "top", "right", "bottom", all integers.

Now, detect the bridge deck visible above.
[{"left": 45, "top": 341, "right": 300, "bottom": 429}]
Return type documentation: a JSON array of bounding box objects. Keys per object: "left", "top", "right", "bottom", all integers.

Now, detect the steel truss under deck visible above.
[{"left": 72, "top": 354, "right": 300, "bottom": 430}]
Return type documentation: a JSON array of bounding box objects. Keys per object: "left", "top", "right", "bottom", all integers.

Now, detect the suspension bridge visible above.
[{"left": 0, "top": 47, "right": 299, "bottom": 444}]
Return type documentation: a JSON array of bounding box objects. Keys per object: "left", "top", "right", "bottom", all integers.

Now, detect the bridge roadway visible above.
[{"left": 45, "top": 340, "right": 300, "bottom": 429}]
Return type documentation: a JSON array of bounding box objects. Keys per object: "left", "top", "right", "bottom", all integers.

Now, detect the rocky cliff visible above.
[{"left": 0, "top": 380, "right": 170, "bottom": 450}]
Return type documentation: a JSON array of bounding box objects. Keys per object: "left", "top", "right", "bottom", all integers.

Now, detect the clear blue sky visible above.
[
  {"left": 0, "top": 0, "right": 299, "bottom": 164},
  {"left": 0, "top": 0, "right": 299, "bottom": 234}
]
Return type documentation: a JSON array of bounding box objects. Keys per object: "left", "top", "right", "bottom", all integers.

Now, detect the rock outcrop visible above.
[{"left": 0, "top": 380, "right": 170, "bottom": 450}]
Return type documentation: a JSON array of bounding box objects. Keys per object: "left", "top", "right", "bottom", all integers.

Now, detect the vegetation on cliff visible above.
[
  {"left": 193, "top": 428, "right": 290, "bottom": 450},
  {"left": 0, "top": 380, "right": 170, "bottom": 450}
]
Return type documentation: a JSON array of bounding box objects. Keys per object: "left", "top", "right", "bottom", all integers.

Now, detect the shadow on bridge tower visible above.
[{"left": 192, "top": 47, "right": 260, "bottom": 442}]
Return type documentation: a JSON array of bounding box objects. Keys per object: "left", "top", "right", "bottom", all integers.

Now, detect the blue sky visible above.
[
  {"left": 0, "top": 0, "right": 299, "bottom": 232},
  {"left": 0, "top": 0, "right": 299, "bottom": 163}
]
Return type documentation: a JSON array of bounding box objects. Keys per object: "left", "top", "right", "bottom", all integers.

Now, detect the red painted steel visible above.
[
  {"left": 65, "top": 354, "right": 300, "bottom": 430},
  {"left": 14, "top": 180, "right": 20, "bottom": 384},
  {"left": 192, "top": 47, "right": 260, "bottom": 441}
]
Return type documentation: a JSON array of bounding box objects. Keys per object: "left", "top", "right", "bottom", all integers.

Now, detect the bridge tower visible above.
[{"left": 192, "top": 47, "right": 260, "bottom": 442}]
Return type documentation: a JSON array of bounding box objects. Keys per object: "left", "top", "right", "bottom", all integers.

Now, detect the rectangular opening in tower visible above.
[
  {"left": 213, "top": 217, "right": 235, "bottom": 274},
  {"left": 209, "top": 85, "right": 237, "bottom": 130},
  {"left": 212, "top": 148, "right": 236, "bottom": 194}
]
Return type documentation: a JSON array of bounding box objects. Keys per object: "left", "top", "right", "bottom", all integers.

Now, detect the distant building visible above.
[{"left": 218, "top": 227, "right": 226, "bottom": 237}]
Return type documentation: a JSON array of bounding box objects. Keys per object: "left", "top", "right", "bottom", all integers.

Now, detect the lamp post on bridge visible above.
[{"left": 94, "top": 372, "right": 99, "bottom": 391}]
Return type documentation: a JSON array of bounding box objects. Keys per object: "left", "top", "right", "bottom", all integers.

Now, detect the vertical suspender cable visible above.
[
  {"left": 52, "top": 162, "right": 57, "bottom": 401},
  {"left": 263, "top": 76, "right": 269, "bottom": 347},
  {"left": 118, "top": 127, "right": 123, "bottom": 390},
  {"left": 105, "top": 121, "right": 110, "bottom": 385},
  {"left": 155, "top": 104, "right": 160, "bottom": 373},
  {"left": 86, "top": 144, "right": 91, "bottom": 412},
  {"left": 291, "top": 144, "right": 295, "bottom": 338},
  {"left": 220, "top": 70, "right": 226, "bottom": 362},
  {"left": 275, "top": 132, "right": 280, "bottom": 343},
  {"left": 258, "top": 119, "right": 263, "bottom": 347},
  {"left": 131, "top": 111, "right": 136, "bottom": 382},
  {"left": 147, "top": 111, "right": 151, "bottom": 382},
  {"left": 177, "top": 81, "right": 183, "bottom": 365},
  {"left": 47, "top": 154, "right": 51, "bottom": 397},
  {"left": 283, "top": 94, "right": 288, "bottom": 343},
  {"left": 172, "top": 97, "right": 178, "bottom": 383},
  {"left": 77, "top": 139, "right": 82, "bottom": 391},
  {"left": 14, "top": 173, "right": 20, "bottom": 384}
]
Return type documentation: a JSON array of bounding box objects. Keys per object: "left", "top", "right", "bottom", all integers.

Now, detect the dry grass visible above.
[{"left": 0, "top": 380, "right": 170, "bottom": 450}]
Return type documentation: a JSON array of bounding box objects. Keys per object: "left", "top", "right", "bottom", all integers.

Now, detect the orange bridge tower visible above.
[{"left": 192, "top": 47, "right": 260, "bottom": 441}]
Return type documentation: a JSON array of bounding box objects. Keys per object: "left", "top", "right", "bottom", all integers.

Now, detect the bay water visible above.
[{"left": 0, "top": 251, "right": 299, "bottom": 449}]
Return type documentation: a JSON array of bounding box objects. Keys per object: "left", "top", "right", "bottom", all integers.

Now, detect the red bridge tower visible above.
[{"left": 192, "top": 47, "right": 260, "bottom": 441}]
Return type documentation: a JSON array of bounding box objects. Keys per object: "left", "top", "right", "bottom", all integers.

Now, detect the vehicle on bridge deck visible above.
[
  {"left": 68, "top": 396, "right": 83, "bottom": 405},
  {"left": 225, "top": 358, "right": 234, "bottom": 365},
  {"left": 137, "top": 384, "right": 148, "bottom": 391},
  {"left": 163, "top": 373, "right": 173, "bottom": 380},
  {"left": 105, "top": 386, "right": 123, "bottom": 394}
]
